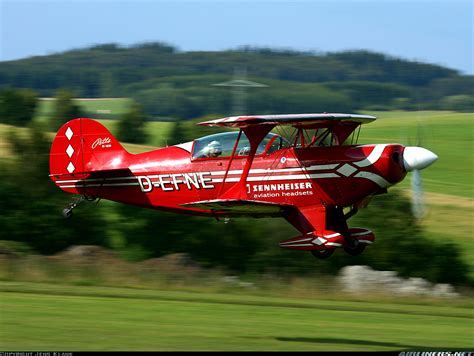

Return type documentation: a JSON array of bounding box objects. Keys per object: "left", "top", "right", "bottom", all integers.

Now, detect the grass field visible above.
[
  {"left": 1, "top": 281, "right": 473, "bottom": 351},
  {"left": 35, "top": 98, "right": 132, "bottom": 122},
  {"left": 96, "top": 119, "right": 175, "bottom": 149}
]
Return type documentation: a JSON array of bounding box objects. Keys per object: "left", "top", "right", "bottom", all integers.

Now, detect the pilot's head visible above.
[{"left": 206, "top": 140, "right": 222, "bottom": 157}]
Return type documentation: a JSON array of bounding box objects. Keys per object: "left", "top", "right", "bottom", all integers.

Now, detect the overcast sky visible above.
[{"left": 1, "top": 0, "right": 472, "bottom": 74}]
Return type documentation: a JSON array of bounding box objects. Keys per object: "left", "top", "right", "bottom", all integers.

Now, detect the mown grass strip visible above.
[{"left": 1, "top": 281, "right": 472, "bottom": 320}]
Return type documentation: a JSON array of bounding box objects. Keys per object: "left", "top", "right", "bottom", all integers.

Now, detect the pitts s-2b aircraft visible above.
[{"left": 49, "top": 113, "right": 438, "bottom": 259}]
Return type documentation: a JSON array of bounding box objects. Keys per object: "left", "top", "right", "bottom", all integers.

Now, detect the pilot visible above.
[{"left": 203, "top": 140, "right": 222, "bottom": 157}]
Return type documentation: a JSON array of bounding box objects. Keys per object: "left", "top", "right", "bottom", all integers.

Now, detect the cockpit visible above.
[{"left": 192, "top": 132, "right": 290, "bottom": 159}]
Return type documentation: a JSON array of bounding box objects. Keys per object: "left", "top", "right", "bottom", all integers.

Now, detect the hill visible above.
[{"left": 1, "top": 43, "right": 473, "bottom": 117}]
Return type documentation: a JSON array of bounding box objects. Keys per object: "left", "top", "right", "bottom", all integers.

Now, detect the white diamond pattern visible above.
[
  {"left": 312, "top": 237, "right": 327, "bottom": 246},
  {"left": 66, "top": 144, "right": 74, "bottom": 158},
  {"left": 67, "top": 162, "right": 75, "bottom": 173},
  {"left": 65, "top": 127, "right": 73, "bottom": 140},
  {"left": 337, "top": 164, "right": 358, "bottom": 177}
]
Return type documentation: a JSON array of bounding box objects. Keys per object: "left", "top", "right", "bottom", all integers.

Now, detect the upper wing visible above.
[{"left": 198, "top": 113, "right": 376, "bottom": 128}]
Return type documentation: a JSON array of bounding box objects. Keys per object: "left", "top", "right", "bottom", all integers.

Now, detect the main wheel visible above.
[
  {"left": 343, "top": 244, "right": 366, "bottom": 256},
  {"left": 311, "top": 249, "right": 335, "bottom": 259}
]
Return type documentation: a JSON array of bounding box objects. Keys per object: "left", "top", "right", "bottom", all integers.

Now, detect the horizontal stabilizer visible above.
[
  {"left": 181, "top": 199, "right": 287, "bottom": 216},
  {"left": 50, "top": 168, "right": 133, "bottom": 180},
  {"left": 279, "top": 228, "right": 375, "bottom": 251},
  {"left": 51, "top": 168, "right": 138, "bottom": 195}
]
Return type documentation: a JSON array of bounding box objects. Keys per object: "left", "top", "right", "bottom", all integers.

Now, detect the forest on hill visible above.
[{"left": 0, "top": 42, "right": 472, "bottom": 118}]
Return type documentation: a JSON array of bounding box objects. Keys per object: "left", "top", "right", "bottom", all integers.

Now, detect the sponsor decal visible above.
[{"left": 247, "top": 182, "right": 313, "bottom": 199}]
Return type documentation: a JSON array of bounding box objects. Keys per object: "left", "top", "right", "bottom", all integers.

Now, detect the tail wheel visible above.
[
  {"left": 62, "top": 208, "right": 73, "bottom": 219},
  {"left": 311, "top": 249, "right": 335, "bottom": 259},
  {"left": 343, "top": 244, "right": 366, "bottom": 256}
]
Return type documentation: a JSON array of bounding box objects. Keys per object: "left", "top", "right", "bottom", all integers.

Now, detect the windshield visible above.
[{"left": 192, "top": 132, "right": 289, "bottom": 159}]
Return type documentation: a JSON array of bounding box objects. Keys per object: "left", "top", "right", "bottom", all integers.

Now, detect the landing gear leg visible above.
[
  {"left": 328, "top": 206, "right": 366, "bottom": 256},
  {"left": 62, "top": 195, "right": 96, "bottom": 219}
]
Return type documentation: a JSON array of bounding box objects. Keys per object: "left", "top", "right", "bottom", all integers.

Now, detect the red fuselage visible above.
[{"left": 54, "top": 142, "right": 407, "bottom": 214}]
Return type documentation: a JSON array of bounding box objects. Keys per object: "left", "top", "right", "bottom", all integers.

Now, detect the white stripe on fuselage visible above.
[
  {"left": 354, "top": 144, "right": 388, "bottom": 168},
  {"left": 55, "top": 164, "right": 338, "bottom": 184},
  {"left": 208, "top": 164, "right": 339, "bottom": 176},
  {"left": 56, "top": 145, "right": 391, "bottom": 188}
]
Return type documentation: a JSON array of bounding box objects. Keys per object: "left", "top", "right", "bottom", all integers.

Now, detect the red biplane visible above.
[{"left": 49, "top": 113, "right": 437, "bottom": 259}]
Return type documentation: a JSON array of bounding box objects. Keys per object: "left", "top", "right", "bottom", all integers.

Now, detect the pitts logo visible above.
[
  {"left": 92, "top": 137, "right": 112, "bottom": 149},
  {"left": 137, "top": 172, "right": 214, "bottom": 192}
]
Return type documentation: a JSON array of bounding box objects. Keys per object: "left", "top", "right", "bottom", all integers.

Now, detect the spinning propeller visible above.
[
  {"left": 402, "top": 124, "right": 438, "bottom": 220},
  {"left": 403, "top": 146, "right": 438, "bottom": 219}
]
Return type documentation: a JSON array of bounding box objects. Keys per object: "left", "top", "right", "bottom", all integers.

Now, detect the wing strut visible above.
[
  {"left": 220, "top": 124, "right": 274, "bottom": 200},
  {"left": 218, "top": 129, "right": 242, "bottom": 197}
]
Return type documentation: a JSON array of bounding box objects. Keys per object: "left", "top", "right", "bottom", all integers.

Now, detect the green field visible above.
[
  {"left": 1, "top": 282, "right": 473, "bottom": 351},
  {"left": 35, "top": 98, "right": 132, "bottom": 122},
  {"left": 95, "top": 119, "right": 175, "bottom": 150}
]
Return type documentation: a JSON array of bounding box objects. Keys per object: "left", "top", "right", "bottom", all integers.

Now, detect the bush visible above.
[
  {"left": 0, "top": 88, "right": 38, "bottom": 126},
  {"left": 49, "top": 89, "right": 83, "bottom": 131},
  {"left": 0, "top": 240, "right": 34, "bottom": 256},
  {"left": 440, "top": 95, "right": 474, "bottom": 112},
  {"left": 117, "top": 101, "right": 148, "bottom": 143}
]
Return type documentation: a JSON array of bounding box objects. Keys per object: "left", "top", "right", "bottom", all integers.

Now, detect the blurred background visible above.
[{"left": 0, "top": 0, "right": 473, "bottom": 351}]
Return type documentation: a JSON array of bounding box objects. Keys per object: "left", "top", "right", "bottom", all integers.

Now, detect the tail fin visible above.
[{"left": 50, "top": 118, "right": 129, "bottom": 179}]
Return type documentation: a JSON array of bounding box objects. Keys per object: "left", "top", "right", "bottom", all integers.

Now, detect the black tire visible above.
[
  {"left": 311, "top": 249, "right": 335, "bottom": 259},
  {"left": 343, "top": 244, "right": 366, "bottom": 256}
]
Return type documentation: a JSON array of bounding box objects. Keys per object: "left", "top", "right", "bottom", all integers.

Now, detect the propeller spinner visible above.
[
  {"left": 402, "top": 146, "right": 438, "bottom": 219},
  {"left": 403, "top": 146, "right": 438, "bottom": 171}
]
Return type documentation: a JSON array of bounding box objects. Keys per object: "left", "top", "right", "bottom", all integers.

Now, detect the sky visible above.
[{"left": 0, "top": 0, "right": 472, "bottom": 74}]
